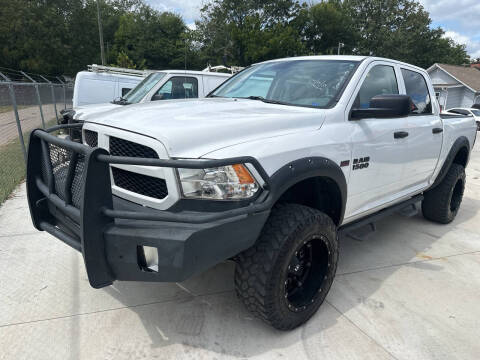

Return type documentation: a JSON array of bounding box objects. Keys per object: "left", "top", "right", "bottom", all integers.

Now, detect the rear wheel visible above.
[
  {"left": 234, "top": 203, "right": 338, "bottom": 330},
  {"left": 422, "top": 163, "right": 466, "bottom": 224}
]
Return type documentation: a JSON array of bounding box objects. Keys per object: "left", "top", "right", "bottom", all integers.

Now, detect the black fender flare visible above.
[
  {"left": 268, "top": 157, "right": 348, "bottom": 225},
  {"left": 430, "top": 136, "right": 470, "bottom": 190}
]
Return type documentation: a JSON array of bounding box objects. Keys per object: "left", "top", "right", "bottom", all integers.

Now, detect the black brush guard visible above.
[{"left": 27, "top": 124, "right": 273, "bottom": 288}]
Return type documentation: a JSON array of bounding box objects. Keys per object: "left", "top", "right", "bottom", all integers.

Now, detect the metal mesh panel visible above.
[
  {"left": 112, "top": 167, "right": 168, "bottom": 199},
  {"left": 109, "top": 136, "right": 159, "bottom": 158},
  {"left": 40, "top": 145, "right": 50, "bottom": 184},
  {"left": 84, "top": 130, "right": 98, "bottom": 147},
  {"left": 71, "top": 155, "right": 85, "bottom": 208},
  {"left": 49, "top": 143, "right": 72, "bottom": 201}
]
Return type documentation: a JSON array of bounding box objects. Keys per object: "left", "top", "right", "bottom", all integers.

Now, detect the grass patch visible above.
[
  {"left": 0, "top": 105, "right": 30, "bottom": 114},
  {"left": 0, "top": 118, "right": 57, "bottom": 204},
  {"left": 0, "top": 138, "right": 26, "bottom": 203}
]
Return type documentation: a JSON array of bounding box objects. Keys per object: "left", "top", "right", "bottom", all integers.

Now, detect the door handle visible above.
[
  {"left": 394, "top": 131, "right": 409, "bottom": 139},
  {"left": 432, "top": 127, "right": 443, "bottom": 134}
]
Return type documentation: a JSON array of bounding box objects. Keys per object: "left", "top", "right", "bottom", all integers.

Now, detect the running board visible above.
[{"left": 338, "top": 195, "right": 423, "bottom": 236}]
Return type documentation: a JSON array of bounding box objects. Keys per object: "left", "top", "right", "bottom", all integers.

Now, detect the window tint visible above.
[
  {"left": 401, "top": 69, "right": 432, "bottom": 114},
  {"left": 449, "top": 109, "right": 469, "bottom": 115},
  {"left": 152, "top": 76, "right": 198, "bottom": 100},
  {"left": 355, "top": 65, "right": 398, "bottom": 109},
  {"left": 121, "top": 88, "right": 132, "bottom": 96}
]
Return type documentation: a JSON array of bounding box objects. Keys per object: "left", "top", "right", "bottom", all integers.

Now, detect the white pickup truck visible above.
[{"left": 27, "top": 56, "right": 477, "bottom": 330}]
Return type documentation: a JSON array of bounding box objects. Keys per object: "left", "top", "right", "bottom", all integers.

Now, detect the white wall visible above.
[
  {"left": 446, "top": 87, "right": 464, "bottom": 108},
  {"left": 462, "top": 88, "right": 475, "bottom": 107},
  {"left": 429, "top": 67, "right": 459, "bottom": 85},
  {"left": 429, "top": 67, "right": 477, "bottom": 109}
]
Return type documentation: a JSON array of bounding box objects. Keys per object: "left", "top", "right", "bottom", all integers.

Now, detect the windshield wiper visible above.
[
  {"left": 240, "top": 96, "right": 287, "bottom": 105},
  {"left": 111, "top": 97, "right": 130, "bottom": 105}
]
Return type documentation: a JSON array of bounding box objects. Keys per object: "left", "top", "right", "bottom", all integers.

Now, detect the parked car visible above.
[
  {"left": 27, "top": 55, "right": 477, "bottom": 330},
  {"left": 72, "top": 65, "right": 146, "bottom": 107},
  {"left": 444, "top": 107, "right": 480, "bottom": 130}
]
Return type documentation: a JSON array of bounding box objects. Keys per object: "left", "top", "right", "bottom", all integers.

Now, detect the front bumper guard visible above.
[{"left": 27, "top": 124, "right": 273, "bottom": 288}]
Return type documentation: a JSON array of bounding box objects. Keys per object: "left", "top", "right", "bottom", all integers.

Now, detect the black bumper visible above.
[
  {"left": 26, "top": 124, "right": 273, "bottom": 288},
  {"left": 106, "top": 198, "right": 269, "bottom": 283}
]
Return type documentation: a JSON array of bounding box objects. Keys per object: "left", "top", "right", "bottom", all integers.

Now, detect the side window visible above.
[
  {"left": 449, "top": 109, "right": 468, "bottom": 115},
  {"left": 152, "top": 76, "right": 198, "bottom": 100},
  {"left": 355, "top": 65, "right": 398, "bottom": 109},
  {"left": 401, "top": 69, "right": 432, "bottom": 114},
  {"left": 121, "top": 88, "right": 132, "bottom": 97}
]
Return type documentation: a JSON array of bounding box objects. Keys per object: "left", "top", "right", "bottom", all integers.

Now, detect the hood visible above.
[
  {"left": 85, "top": 98, "right": 325, "bottom": 158},
  {"left": 74, "top": 103, "right": 121, "bottom": 120}
]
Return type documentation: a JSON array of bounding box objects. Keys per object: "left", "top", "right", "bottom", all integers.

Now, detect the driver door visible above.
[{"left": 344, "top": 62, "right": 409, "bottom": 220}]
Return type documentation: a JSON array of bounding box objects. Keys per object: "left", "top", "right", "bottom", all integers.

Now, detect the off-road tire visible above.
[
  {"left": 234, "top": 203, "right": 338, "bottom": 330},
  {"left": 422, "top": 163, "right": 466, "bottom": 224}
]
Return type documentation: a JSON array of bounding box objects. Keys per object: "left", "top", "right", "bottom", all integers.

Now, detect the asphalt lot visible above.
[{"left": 0, "top": 142, "right": 479, "bottom": 360}]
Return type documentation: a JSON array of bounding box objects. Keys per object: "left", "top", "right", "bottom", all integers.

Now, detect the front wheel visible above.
[{"left": 234, "top": 204, "right": 338, "bottom": 330}]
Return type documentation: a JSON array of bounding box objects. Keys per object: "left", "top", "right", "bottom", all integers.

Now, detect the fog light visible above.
[{"left": 139, "top": 246, "right": 158, "bottom": 272}]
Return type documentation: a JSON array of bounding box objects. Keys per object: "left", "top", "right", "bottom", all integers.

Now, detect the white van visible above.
[
  {"left": 72, "top": 65, "right": 147, "bottom": 107},
  {"left": 68, "top": 70, "right": 231, "bottom": 122}
]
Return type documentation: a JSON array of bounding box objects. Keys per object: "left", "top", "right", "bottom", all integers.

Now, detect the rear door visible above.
[
  {"left": 346, "top": 62, "right": 409, "bottom": 219},
  {"left": 400, "top": 67, "right": 442, "bottom": 189}
]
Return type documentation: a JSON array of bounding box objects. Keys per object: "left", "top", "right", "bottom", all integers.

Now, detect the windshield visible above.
[
  {"left": 471, "top": 109, "right": 480, "bottom": 116},
  {"left": 211, "top": 60, "right": 358, "bottom": 108},
  {"left": 122, "top": 72, "right": 166, "bottom": 104}
]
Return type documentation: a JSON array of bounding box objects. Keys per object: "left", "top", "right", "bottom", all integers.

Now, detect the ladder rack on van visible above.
[
  {"left": 87, "top": 64, "right": 148, "bottom": 77},
  {"left": 202, "top": 65, "right": 245, "bottom": 74}
]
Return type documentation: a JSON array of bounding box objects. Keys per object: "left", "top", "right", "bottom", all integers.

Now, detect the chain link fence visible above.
[{"left": 0, "top": 68, "right": 73, "bottom": 203}]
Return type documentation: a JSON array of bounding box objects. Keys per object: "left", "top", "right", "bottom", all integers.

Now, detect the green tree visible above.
[
  {"left": 0, "top": 0, "right": 189, "bottom": 75},
  {"left": 113, "top": 7, "right": 188, "bottom": 69},
  {"left": 113, "top": 51, "right": 143, "bottom": 68},
  {"left": 343, "top": 0, "right": 469, "bottom": 68},
  {"left": 195, "top": 0, "right": 305, "bottom": 66},
  {"left": 296, "top": 0, "right": 357, "bottom": 55}
]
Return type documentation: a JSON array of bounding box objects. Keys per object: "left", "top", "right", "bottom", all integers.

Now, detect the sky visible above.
[{"left": 146, "top": 0, "right": 480, "bottom": 59}]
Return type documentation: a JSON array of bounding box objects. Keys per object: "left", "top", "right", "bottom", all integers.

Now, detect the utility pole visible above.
[
  {"left": 96, "top": 0, "right": 106, "bottom": 65},
  {"left": 337, "top": 42, "right": 344, "bottom": 55}
]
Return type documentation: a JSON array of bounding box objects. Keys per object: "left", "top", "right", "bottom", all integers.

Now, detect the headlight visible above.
[{"left": 178, "top": 164, "right": 259, "bottom": 200}]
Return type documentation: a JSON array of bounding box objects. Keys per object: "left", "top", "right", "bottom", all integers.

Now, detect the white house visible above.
[{"left": 427, "top": 63, "right": 480, "bottom": 111}]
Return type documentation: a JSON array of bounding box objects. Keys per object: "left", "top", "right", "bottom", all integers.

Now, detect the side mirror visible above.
[{"left": 351, "top": 94, "right": 411, "bottom": 120}]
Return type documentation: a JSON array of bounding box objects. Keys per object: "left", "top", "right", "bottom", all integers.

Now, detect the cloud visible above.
[
  {"left": 419, "top": 0, "right": 480, "bottom": 34},
  {"left": 443, "top": 31, "right": 480, "bottom": 59},
  {"left": 147, "top": 0, "right": 203, "bottom": 22},
  {"left": 418, "top": 0, "right": 480, "bottom": 57}
]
